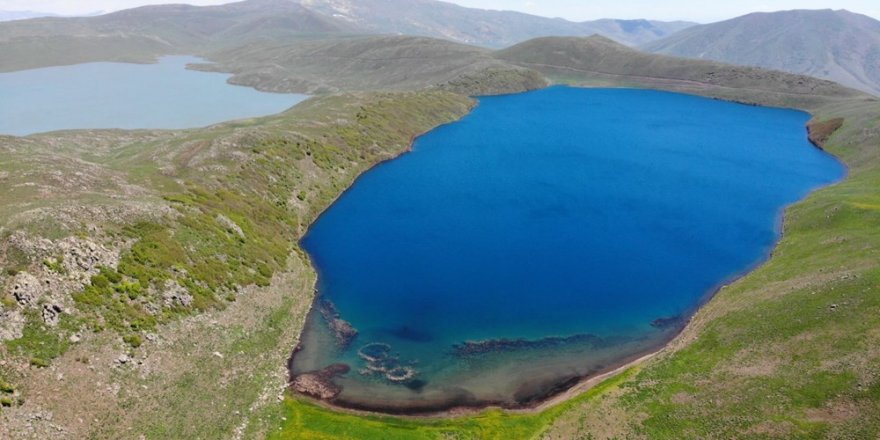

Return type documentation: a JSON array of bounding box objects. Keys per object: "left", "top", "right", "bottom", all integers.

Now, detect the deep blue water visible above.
[
  {"left": 0, "top": 56, "right": 306, "bottom": 136},
  {"left": 293, "top": 87, "right": 844, "bottom": 412}
]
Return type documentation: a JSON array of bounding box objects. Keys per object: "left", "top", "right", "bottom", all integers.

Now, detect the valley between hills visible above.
[{"left": 0, "top": 1, "right": 879, "bottom": 439}]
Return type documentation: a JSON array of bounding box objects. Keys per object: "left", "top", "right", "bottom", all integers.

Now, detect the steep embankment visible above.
[{"left": 644, "top": 9, "right": 880, "bottom": 96}]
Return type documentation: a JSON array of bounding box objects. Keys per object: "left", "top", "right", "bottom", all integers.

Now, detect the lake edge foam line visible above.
[{"left": 287, "top": 86, "right": 846, "bottom": 415}]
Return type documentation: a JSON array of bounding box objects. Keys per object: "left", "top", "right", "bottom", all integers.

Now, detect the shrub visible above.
[
  {"left": 90, "top": 274, "right": 110, "bottom": 288},
  {"left": 0, "top": 379, "right": 14, "bottom": 393},
  {"left": 1, "top": 294, "right": 17, "bottom": 309},
  {"left": 42, "top": 256, "right": 66, "bottom": 274},
  {"left": 29, "top": 358, "right": 49, "bottom": 368},
  {"left": 123, "top": 334, "right": 143, "bottom": 348}
]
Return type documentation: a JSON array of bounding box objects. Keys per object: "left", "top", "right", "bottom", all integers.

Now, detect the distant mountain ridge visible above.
[
  {"left": 644, "top": 9, "right": 880, "bottom": 95},
  {"left": 0, "top": 0, "right": 696, "bottom": 72},
  {"left": 0, "top": 10, "right": 59, "bottom": 22},
  {"left": 296, "top": 0, "right": 694, "bottom": 47},
  {"left": 0, "top": 0, "right": 358, "bottom": 71}
]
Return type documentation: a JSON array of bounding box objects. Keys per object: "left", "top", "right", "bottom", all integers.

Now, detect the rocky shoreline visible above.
[{"left": 291, "top": 363, "right": 351, "bottom": 400}]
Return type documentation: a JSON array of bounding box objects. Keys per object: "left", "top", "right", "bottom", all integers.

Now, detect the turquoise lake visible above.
[
  {"left": 293, "top": 86, "right": 845, "bottom": 413},
  {"left": 0, "top": 56, "right": 306, "bottom": 136}
]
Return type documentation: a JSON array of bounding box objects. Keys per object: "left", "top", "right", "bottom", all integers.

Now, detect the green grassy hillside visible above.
[{"left": 196, "top": 35, "right": 547, "bottom": 95}]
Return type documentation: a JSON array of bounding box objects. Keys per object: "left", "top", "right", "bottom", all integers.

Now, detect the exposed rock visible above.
[
  {"left": 216, "top": 214, "right": 245, "bottom": 239},
  {"left": 41, "top": 303, "right": 64, "bottom": 327},
  {"left": 0, "top": 309, "right": 26, "bottom": 341},
  {"left": 291, "top": 364, "right": 350, "bottom": 400},
  {"left": 10, "top": 272, "right": 41, "bottom": 306},
  {"left": 7, "top": 231, "right": 54, "bottom": 259},
  {"left": 291, "top": 374, "right": 339, "bottom": 400},
  {"left": 162, "top": 280, "right": 193, "bottom": 308},
  {"left": 3, "top": 233, "right": 122, "bottom": 326},
  {"left": 56, "top": 237, "right": 119, "bottom": 284},
  {"left": 807, "top": 118, "right": 845, "bottom": 149}
]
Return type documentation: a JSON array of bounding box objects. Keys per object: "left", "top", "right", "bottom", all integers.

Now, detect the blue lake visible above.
[
  {"left": 0, "top": 56, "right": 306, "bottom": 136},
  {"left": 292, "top": 87, "right": 845, "bottom": 413}
]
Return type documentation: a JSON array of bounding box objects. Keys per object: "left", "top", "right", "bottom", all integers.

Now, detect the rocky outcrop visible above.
[
  {"left": 2, "top": 232, "right": 122, "bottom": 328},
  {"left": 807, "top": 118, "right": 845, "bottom": 149},
  {"left": 56, "top": 236, "right": 119, "bottom": 283},
  {"left": 215, "top": 214, "right": 245, "bottom": 239},
  {"left": 0, "top": 309, "right": 25, "bottom": 341},
  {"left": 10, "top": 272, "right": 41, "bottom": 307},
  {"left": 291, "top": 363, "right": 350, "bottom": 400},
  {"left": 161, "top": 280, "right": 193, "bottom": 308},
  {"left": 41, "top": 303, "right": 64, "bottom": 327}
]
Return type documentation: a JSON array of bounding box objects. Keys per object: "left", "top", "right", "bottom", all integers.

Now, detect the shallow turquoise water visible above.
[
  {"left": 0, "top": 56, "right": 306, "bottom": 136},
  {"left": 293, "top": 87, "right": 845, "bottom": 413}
]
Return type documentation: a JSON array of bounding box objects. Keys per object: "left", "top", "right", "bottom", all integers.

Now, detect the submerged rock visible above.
[
  {"left": 650, "top": 315, "right": 684, "bottom": 329},
  {"left": 451, "top": 333, "right": 604, "bottom": 357},
  {"left": 318, "top": 299, "right": 358, "bottom": 347},
  {"left": 291, "top": 363, "right": 350, "bottom": 400},
  {"left": 356, "top": 342, "right": 420, "bottom": 384},
  {"left": 385, "top": 366, "right": 417, "bottom": 383}
]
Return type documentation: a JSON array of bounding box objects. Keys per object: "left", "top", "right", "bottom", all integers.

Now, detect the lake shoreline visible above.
[{"left": 285, "top": 86, "right": 847, "bottom": 418}]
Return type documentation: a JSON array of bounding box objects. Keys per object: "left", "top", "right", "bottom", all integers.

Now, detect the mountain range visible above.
[
  {"left": 645, "top": 9, "right": 880, "bottom": 95},
  {"left": 0, "top": 0, "right": 693, "bottom": 56},
  {"left": 296, "top": 0, "right": 694, "bottom": 47},
  {"left": 0, "top": 10, "right": 59, "bottom": 22},
  {"left": 2, "top": 1, "right": 879, "bottom": 95}
]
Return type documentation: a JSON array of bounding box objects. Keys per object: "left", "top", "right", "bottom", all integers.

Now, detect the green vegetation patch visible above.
[
  {"left": 4, "top": 311, "right": 76, "bottom": 366},
  {"left": 265, "top": 369, "right": 635, "bottom": 440}
]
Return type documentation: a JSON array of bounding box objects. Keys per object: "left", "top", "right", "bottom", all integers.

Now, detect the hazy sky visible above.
[{"left": 3, "top": 0, "right": 880, "bottom": 22}]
